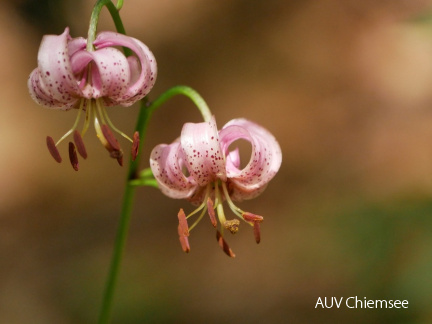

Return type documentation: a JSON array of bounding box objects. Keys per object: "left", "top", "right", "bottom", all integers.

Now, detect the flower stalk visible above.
[{"left": 97, "top": 85, "right": 213, "bottom": 324}]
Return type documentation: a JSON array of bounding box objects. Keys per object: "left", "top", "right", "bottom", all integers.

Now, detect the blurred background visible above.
[{"left": 1, "top": 0, "right": 432, "bottom": 323}]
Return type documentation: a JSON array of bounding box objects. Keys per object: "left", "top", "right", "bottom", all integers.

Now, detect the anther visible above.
[
  {"left": 131, "top": 131, "right": 139, "bottom": 161},
  {"left": 207, "top": 198, "right": 217, "bottom": 227},
  {"left": 101, "top": 124, "right": 121, "bottom": 151},
  {"left": 46, "top": 136, "right": 62, "bottom": 163},
  {"left": 216, "top": 231, "right": 235, "bottom": 258},
  {"left": 68, "top": 142, "right": 79, "bottom": 171},
  {"left": 101, "top": 124, "right": 124, "bottom": 166},
  {"left": 116, "top": 156, "right": 123, "bottom": 166},
  {"left": 178, "top": 224, "right": 190, "bottom": 253},
  {"left": 73, "top": 130, "right": 87, "bottom": 159},
  {"left": 253, "top": 221, "right": 261, "bottom": 244},
  {"left": 224, "top": 219, "right": 240, "bottom": 234},
  {"left": 242, "top": 212, "right": 264, "bottom": 223},
  {"left": 177, "top": 209, "right": 189, "bottom": 236}
]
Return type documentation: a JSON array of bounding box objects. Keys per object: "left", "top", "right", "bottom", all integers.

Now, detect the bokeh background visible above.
[{"left": 2, "top": 0, "right": 432, "bottom": 323}]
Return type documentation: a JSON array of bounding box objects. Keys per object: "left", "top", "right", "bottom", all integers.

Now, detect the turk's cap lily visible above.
[
  {"left": 150, "top": 116, "right": 281, "bottom": 202},
  {"left": 28, "top": 27, "right": 157, "bottom": 109},
  {"left": 28, "top": 28, "right": 157, "bottom": 169},
  {"left": 150, "top": 116, "right": 282, "bottom": 256}
]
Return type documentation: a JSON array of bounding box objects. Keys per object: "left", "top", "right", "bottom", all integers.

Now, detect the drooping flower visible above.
[
  {"left": 28, "top": 27, "right": 157, "bottom": 169},
  {"left": 150, "top": 116, "right": 282, "bottom": 257}
]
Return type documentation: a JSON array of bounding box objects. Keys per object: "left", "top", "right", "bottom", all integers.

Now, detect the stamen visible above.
[
  {"left": 100, "top": 124, "right": 124, "bottom": 166},
  {"left": 178, "top": 224, "right": 190, "bottom": 253},
  {"left": 221, "top": 182, "right": 243, "bottom": 218},
  {"left": 207, "top": 198, "right": 217, "bottom": 227},
  {"left": 98, "top": 100, "right": 133, "bottom": 142},
  {"left": 55, "top": 99, "right": 85, "bottom": 147},
  {"left": 253, "top": 221, "right": 261, "bottom": 244},
  {"left": 186, "top": 185, "right": 212, "bottom": 231},
  {"left": 131, "top": 131, "right": 139, "bottom": 161},
  {"left": 101, "top": 124, "right": 121, "bottom": 151},
  {"left": 242, "top": 212, "right": 264, "bottom": 223},
  {"left": 224, "top": 219, "right": 240, "bottom": 234},
  {"left": 46, "top": 136, "right": 62, "bottom": 163},
  {"left": 214, "top": 184, "right": 228, "bottom": 224},
  {"left": 116, "top": 155, "right": 123, "bottom": 166},
  {"left": 73, "top": 130, "right": 87, "bottom": 159},
  {"left": 187, "top": 207, "right": 207, "bottom": 232},
  {"left": 68, "top": 142, "right": 79, "bottom": 171},
  {"left": 178, "top": 209, "right": 189, "bottom": 236},
  {"left": 216, "top": 231, "right": 235, "bottom": 258}
]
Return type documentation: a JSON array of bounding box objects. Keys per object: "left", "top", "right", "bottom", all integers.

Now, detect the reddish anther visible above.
[
  {"left": 178, "top": 224, "right": 191, "bottom": 253},
  {"left": 207, "top": 198, "right": 217, "bottom": 227},
  {"left": 253, "top": 221, "right": 261, "bottom": 244},
  {"left": 68, "top": 142, "right": 79, "bottom": 171},
  {"left": 46, "top": 136, "right": 62, "bottom": 163},
  {"left": 73, "top": 130, "right": 87, "bottom": 159},
  {"left": 116, "top": 155, "right": 123, "bottom": 166},
  {"left": 177, "top": 209, "right": 189, "bottom": 236},
  {"left": 216, "top": 231, "right": 235, "bottom": 258},
  {"left": 243, "top": 212, "right": 264, "bottom": 223},
  {"left": 131, "top": 131, "right": 139, "bottom": 161},
  {"left": 101, "top": 124, "right": 121, "bottom": 151}
]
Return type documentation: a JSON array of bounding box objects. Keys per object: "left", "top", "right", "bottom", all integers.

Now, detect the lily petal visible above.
[
  {"left": 226, "top": 147, "right": 241, "bottom": 170},
  {"left": 181, "top": 116, "right": 226, "bottom": 186},
  {"left": 219, "top": 119, "right": 282, "bottom": 201},
  {"left": 150, "top": 142, "right": 198, "bottom": 199},
  {"left": 29, "top": 27, "right": 81, "bottom": 109},
  {"left": 93, "top": 32, "right": 157, "bottom": 105},
  {"left": 67, "top": 37, "right": 86, "bottom": 57},
  {"left": 28, "top": 69, "right": 77, "bottom": 109},
  {"left": 70, "top": 47, "right": 131, "bottom": 100}
]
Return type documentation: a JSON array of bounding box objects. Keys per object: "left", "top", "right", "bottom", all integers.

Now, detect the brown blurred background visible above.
[{"left": 2, "top": 0, "right": 432, "bottom": 323}]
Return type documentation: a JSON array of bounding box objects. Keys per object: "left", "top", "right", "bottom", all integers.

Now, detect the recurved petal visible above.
[
  {"left": 219, "top": 119, "right": 282, "bottom": 201},
  {"left": 28, "top": 68, "right": 78, "bottom": 109},
  {"left": 150, "top": 142, "right": 198, "bottom": 199},
  {"left": 226, "top": 147, "right": 240, "bottom": 170},
  {"left": 181, "top": 116, "right": 226, "bottom": 186},
  {"left": 34, "top": 27, "right": 81, "bottom": 106},
  {"left": 93, "top": 32, "right": 157, "bottom": 105},
  {"left": 70, "top": 47, "right": 131, "bottom": 100}
]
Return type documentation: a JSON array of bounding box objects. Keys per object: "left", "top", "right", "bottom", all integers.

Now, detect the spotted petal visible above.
[
  {"left": 219, "top": 119, "right": 282, "bottom": 201},
  {"left": 28, "top": 27, "right": 80, "bottom": 109},
  {"left": 150, "top": 142, "right": 198, "bottom": 199},
  {"left": 180, "top": 116, "right": 226, "bottom": 186},
  {"left": 93, "top": 32, "right": 157, "bottom": 106},
  {"left": 70, "top": 47, "right": 131, "bottom": 100}
]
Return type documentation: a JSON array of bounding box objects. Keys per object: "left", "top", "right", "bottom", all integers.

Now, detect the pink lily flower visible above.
[
  {"left": 28, "top": 27, "right": 157, "bottom": 169},
  {"left": 150, "top": 116, "right": 282, "bottom": 257}
]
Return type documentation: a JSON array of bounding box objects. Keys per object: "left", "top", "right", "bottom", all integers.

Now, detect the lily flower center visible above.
[
  {"left": 46, "top": 97, "right": 139, "bottom": 170},
  {"left": 177, "top": 180, "right": 264, "bottom": 258}
]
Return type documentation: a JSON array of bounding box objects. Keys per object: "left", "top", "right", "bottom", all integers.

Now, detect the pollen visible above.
[{"left": 224, "top": 219, "right": 240, "bottom": 234}]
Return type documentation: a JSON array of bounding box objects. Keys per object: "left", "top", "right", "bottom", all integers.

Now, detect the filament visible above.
[
  {"left": 96, "top": 99, "right": 133, "bottom": 143},
  {"left": 55, "top": 99, "right": 85, "bottom": 146},
  {"left": 221, "top": 182, "right": 247, "bottom": 220}
]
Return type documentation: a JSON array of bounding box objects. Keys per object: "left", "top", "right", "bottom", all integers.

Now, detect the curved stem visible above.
[
  {"left": 97, "top": 86, "right": 212, "bottom": 324},
  {"left": 87, "top": 0, "right": 131, "bottom": 56},
  {"left": 146, "top": 85, "right": 212, "bottom": 122}
]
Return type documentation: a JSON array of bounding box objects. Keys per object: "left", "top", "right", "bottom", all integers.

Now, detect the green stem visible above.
[
  {"left": 97, "top": 86, "right": 212, "bottom": 324},
  {"left": 87, "top": 0, "right": 131, "bottom": 56},
  {"left": 146, "top": 85, "right": 213, "bottom": 122}
]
